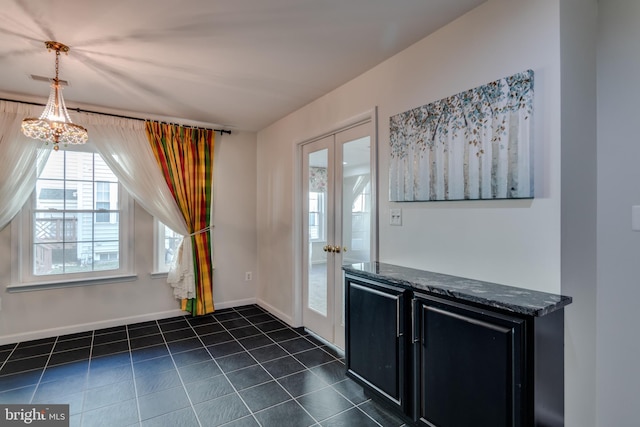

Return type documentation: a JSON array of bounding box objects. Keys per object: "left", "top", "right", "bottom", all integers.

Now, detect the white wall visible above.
[
  {"left": 559, "top": 0, "right": 598, "bottom": 425},
  {"left": 212, "top": 131, "right": 258, "bottom": 305},
  {"left": 0, "top": 130, "right": 258, "bottom": 345},
  {"left": 597, "top": 1, "right": 640, "bottom": 425},
  {"left": 256, "top": 0, "right": 601, "bottom": 425},
  {"left": 376, "top": 1, "right": 562, "bottom": 294},
  {"left": 257, "top": 0, "right": 562, "bottom": 322}
]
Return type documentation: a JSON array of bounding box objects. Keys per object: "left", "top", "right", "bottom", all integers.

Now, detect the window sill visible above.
[
  {"left": 150, "top": 271, "right": 169, "bottom": 279},
  {"left": 6, "top": 274, "right": 138, "bottom": 293}
]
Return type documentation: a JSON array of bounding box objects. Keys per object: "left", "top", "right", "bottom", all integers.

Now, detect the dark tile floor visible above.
[{"left": 0, "top": 305, "right": 407, "bottom": 427}]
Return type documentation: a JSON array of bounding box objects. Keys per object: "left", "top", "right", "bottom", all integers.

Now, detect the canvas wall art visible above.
[{"left": 389, "top": 70, "right": 534, "bottom": 201}]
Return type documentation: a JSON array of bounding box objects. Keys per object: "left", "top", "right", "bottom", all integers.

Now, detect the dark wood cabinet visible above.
[
  {"left": 343, "top": 263, "right": 571, "bottom": 427},
  {"left": 414, "top": 294, "right": 525, "bottom": 427},
  {"left": 345, "top": 277, "right": 410, "bottom": 414}
]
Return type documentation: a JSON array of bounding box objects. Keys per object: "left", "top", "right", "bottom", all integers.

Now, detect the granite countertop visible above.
[{"left": 343, "top": 262, "right": 572, "bottom": 317}]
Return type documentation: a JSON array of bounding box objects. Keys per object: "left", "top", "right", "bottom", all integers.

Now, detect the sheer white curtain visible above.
[
  {"left": 79, "top": 113, "right": 196, "bottom": 300},
  {"left": 0, "top": 101, "right": 51, "bottom": 230}
]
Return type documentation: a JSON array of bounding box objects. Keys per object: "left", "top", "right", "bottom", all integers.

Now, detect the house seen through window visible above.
[{"left": 32, "top": 150, "right": 122, "bottom": 276}]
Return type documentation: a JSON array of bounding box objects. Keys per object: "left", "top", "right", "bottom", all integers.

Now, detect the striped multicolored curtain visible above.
[{"left": 145, "top": 122, "right": 215, "bottom": 315}]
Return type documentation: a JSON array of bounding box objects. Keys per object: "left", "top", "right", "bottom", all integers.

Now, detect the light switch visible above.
[
  {"left": 390, "top": 208, "right": 402, "bottom": 226},
  {"left": 633, "top": 206, "right": 640, "bottom": 231}
]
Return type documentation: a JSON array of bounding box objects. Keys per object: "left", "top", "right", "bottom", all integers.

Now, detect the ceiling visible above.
[{"left": 0, "top": 0, "right": 485, "bottom": 132}]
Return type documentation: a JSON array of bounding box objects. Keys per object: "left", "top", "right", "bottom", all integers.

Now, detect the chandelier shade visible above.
[{"left": 21, "top": 41, "right": 88, "bottom": 151}]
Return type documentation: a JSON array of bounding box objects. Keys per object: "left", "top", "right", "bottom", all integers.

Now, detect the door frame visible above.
[{"left": 292, "top": 107, "right": 379, "bottom": 339}]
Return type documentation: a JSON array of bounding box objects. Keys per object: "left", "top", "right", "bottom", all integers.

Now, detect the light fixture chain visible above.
[{"left": 54, "top": 49, "right": 60, "bottom": 81}]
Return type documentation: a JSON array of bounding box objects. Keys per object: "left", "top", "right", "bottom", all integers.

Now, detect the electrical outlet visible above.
[
  {"left": 245, "top": 271, "right": 253, "bottom": 281},
  {"left": 390, "top": 208, "right": 402, "bottom": 226}
]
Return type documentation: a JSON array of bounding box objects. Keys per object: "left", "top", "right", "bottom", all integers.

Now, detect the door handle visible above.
[{"left": 322, "top": 245, "right": 343, "bottom": 253}]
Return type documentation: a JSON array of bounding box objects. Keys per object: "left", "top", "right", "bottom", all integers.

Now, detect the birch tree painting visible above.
[{"left": 389, "top": 70, "right": 534, "bottom": 201}]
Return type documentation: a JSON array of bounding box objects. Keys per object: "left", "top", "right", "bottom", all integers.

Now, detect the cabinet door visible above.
[
  {"left": 415, "top": 295, "right": 525, "bottom": 427},
  {"left": 345, "top": 278, "right": 408, "bottom": 411}
]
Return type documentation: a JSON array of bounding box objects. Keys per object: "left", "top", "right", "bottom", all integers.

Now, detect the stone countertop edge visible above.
[{"left": 343, "top": 262, "right": 572, "bottom": 317}]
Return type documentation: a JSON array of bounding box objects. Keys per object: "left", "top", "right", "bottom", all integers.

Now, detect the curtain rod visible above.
[{"left": 0, "top": 97, "right": 232, "bottom": 135}]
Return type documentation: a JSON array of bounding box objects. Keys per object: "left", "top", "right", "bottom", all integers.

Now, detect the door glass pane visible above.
[
  {"left": 308, "top": 149, "right": 328, "bottom": 315},
  {"left": 342, "top": 137, "right": 371, "bottom": 265}
]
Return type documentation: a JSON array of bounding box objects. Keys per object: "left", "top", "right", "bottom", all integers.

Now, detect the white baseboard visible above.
[
  {"left": 214, "top": 298, "right": 257, "bottom": 311},
  {"left": 0, "top": 297, "right": 270, "bottom": 346},
  {"left": 0, "top": 308, "right": 186, "bottom": 346},
  {"left": 256, "top": 299, "right": 295, "bottom": 327}
]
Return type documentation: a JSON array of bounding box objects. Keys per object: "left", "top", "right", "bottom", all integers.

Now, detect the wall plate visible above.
[{"left": 390, "top": 208, "right": 402, "bottom": 226}]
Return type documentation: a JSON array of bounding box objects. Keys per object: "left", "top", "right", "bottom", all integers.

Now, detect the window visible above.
[
  {"left": 13, "top": 149, "right": 133, "bottom": 285},
  {"left": 95, "top": 182, "right": 111, "bottom": 223},
  {"left": 309, "top": 191, "right": 326, "bottom": 241},
  {"left": 155, "top": 221, "right": 183, "bottom": 273},
  {"left": 351, "top": 181, "right": 371, "bottom": 251}
]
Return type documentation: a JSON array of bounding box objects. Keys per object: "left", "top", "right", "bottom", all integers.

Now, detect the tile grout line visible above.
[
  {"left": 219, "top": 307, "right": 300, "bottom": 426},
  {"left": 227, "top": 306, "right": 326, "bottom": 427},
  {"left": 198, "top": 310, "right": 311, "bottom": 427},
  {"left": 355, "top": 400, "right": 403, "bottom": 427},
  {"left": 292, "top": 347, "right": 385, "bottom": 426},
  {"left": 153, "top": 317, "right": 204, "bottom": 427},
  {"left": 77, "top": 330, "right": 96, "bottom": 427},
  {"left": 293, "top": 357, "right": 384, "bottom": 427},
  {"left": 206, "top": 331, "right": 330, "bottom": 371},
  {"left": 233, "top": 309, "right": 385, "bottom": 427},
  {"left": 0, "top": 343, "right": 18, "bottom": 373},
  {"left": 27, "top": 336, "right": 59, "bottom": 404},
  {"left": 268, "top": 323, "right": 386, "bottom": 426},
  {"left": 183, "top": 310, "right": 263, "bottom": 427},
  {"left": 1, "top": 305, "right": 397, "bottom": 427},
  {"left": 126, "top": 323, "right": 145, "bottom": 427}
]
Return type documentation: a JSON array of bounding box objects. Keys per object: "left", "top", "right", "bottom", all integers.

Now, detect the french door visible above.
[{"left": 301, "top": 121, "right": 376, "bottom": 348}]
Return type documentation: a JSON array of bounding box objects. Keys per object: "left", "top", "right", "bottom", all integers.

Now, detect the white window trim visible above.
[
  {"left": 152, "top": 218, "right": 167, "bottom": 276},
  {"left": 8, "top": 155, "right": 135, "bottom": 291},
  {"left": 152, "top": 218, "right": 183, "bottom": 276},
  {"left": 6, "top": 273, "right": 138, "bottom": 293}
]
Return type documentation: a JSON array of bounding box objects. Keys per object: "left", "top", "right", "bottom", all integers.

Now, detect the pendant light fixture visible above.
[{"left": 22, "top": 41, "right": 88, "bottom": 151}]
